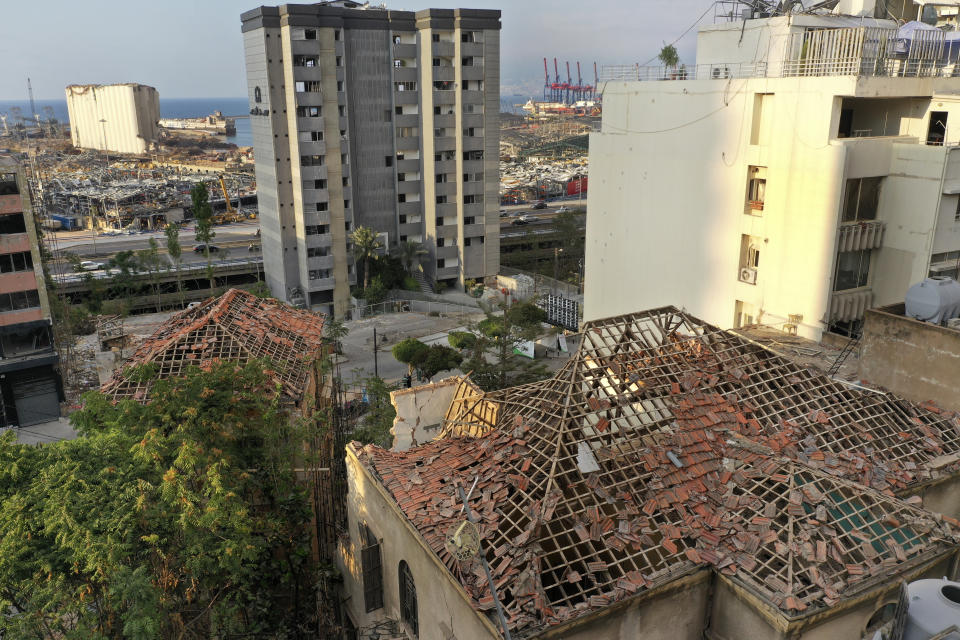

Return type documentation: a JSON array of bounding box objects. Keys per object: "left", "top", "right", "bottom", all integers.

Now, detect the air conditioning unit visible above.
[{"left": 739, "top": 267, "right": 758, "bottom": 284}]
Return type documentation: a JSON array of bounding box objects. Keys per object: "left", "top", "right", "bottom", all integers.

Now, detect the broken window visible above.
[
  {"left": 304, "top": 29, "right": 317, "bottom": 40},
  {"left": 834, "top": 249, "right": 871, "bottom": 291},
  {"left": 0, "top": 214, "right": 26, "bottom": 235},
  {"left": 0, "top": 289, "right": 40, "bottom": 313},
  {"left": 746, "top": 166, "right": 766, "bottom": 214},
  {"left": 0, "top": 251, "right": 33, "bottom": 273},
  {"left": 842, "top": 177, "right": 881, "bottom": 222}
]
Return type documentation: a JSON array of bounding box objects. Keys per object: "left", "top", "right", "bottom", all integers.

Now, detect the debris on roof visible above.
[
  {"left": 354, "top": 307, "right": 960, "bottom": 636},
  {"left": 100, "top": 288, "right": 325, "bottom": 403}
]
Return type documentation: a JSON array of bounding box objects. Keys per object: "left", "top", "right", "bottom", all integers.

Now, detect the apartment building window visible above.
[
  {"left": 337, "top": 81, "right": 344, "bottom": 92},
  {"left": 436, "top": 195, "right": 447, "bottom": 204},
  {"left": 463, "top": 151, "right": 483, "bottom": 161},
  {"left": 341, "top": 153, "right": 348, "bottom": 164},
  {"left": 462, "top": 56, "right": 474, "bottom": 66},
  {"left": 0, "top": 214, "right": 25, "bottom": 235},
  {"left": 343, "top": 177, "right": 349, "bottom": 187},
  {"left": 307, "top": 247, "right": 330, "bottom": 258},
  {"left": 746, "top": 166, "right": 766, "bottom": 213},
  {"left": 432, "top": 33, "right": 440, "bottom": 42},
  {"left": 0, "top": 252, "right": 33, "bottom": 273},
  {"left": 338, "top": 105, "right": 346, "bottom": 117},
  {"left": 334, "top": 29, "right": 342, "bottom": 41},
  {"left": 464, "top": 216, "right": 475, "bottom": 225},
  {"left": 296, "top": 106, "right": 321, "bottom": 118},
  {"left": 314, "top": 179, "right": 327, "bottom": 189},
  {"left": 399, "top": 214, "right": 407, "bottom": 224},
  {"left": 842, "top": 177, "right": 882, "bottom": 222},
  {"left": 398, "top": 127, "right": 417, "bottom": 138},
  {"left": 433, "top": 81, "right": 454, "bottom": 91},
  {"left": 834, "top": 250, "right": 871, "bottom": 291},
  {"left": 345, "top": 221, "right": 352, "bottom": 232},
  {"left": 738, "top": 235, "right": 761, "bottom": 284},
  {"left": 436, "top": 217, "right": 444, "bottom": 226},
  {"left": 316, "top": 202, "right": 328, "bottom": 212},
  {"left": 463, "top": 172, "right": 483, "bottom": 182},
  {"left": 465, "top": 236, "right": 483, "bottom": 246},
  {"left": 311, "top": 131, "right": 324, "bottom": 141},
  {"left": 304, "top": 29, "right": 317, "bottom": 40},
  {"left": 398, "top": 173, "right": 407, "bottom": 182},
  {"left": 398, "top": 194, "right": 406, "bottom": 203},
  {"left": 435, "top": 174, "right": 448, "bottom": 183},
  {"left": 0, "top": 289, "right": 40, "bottom": 312},
  {"left": 463, "top": 194, "right": 483, "bottom": 204},
  {"left": 305, "top": 224, "right": 330, "bottom": 235},
  {"left": 309, "top": 269, "right": 332, "bottom": 280},
  {"left": 464, "top": 104, "right": 482, "bottom": 114},
  {"left": 461, "top": 31, "right": 479, "bottom": 43},
  {"left": 344, "top": 199, "right": 350, "bottom": 209},
  {"left": 295, "top": 81, "right": 321, "bottom": 92},
  {"left": 955, "top": 196, "right": 960, "bottom": 222},
  {"left": 301, "top": 155, "right": 325, "bottom": 167},
  {"left": 293, "top": 55, "right": 318, "bottom": 67},
  {"left": 437, "top": 237, "right": 445, "bottom": 248},
  {"left": 394, "top": 59, "right": 404, "bottom": 68},
  {"left": 385, "top": 156, "right": 393, "bottom": 167},
  {"left": 360, "top": 525, "right": 383, "bottom": 612},
  {"left": 432, "top": 57, "right": 440, "bottom": 67},
  {"left": 336, "top": 56, "right": 343, "bottom": 67},
  {"left": 436, "top": 259, "right": 445, "bottom": 269}
]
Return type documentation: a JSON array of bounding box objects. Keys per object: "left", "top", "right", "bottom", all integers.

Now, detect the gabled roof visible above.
[
  {"left": 354, "top": 307, "right": 960, "bottom": 636},
  {"left": 100, "top": 288, "right": 325, "bottom": 403}
]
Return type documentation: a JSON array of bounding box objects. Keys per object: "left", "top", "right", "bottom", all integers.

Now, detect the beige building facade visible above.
[{"left": 586, "top": 13, "right": 960, "bottom": 340}]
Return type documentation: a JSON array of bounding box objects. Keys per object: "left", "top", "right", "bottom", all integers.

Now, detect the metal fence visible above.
[
  {"left": 600, "top": 62, "right": 768, "bottom": 82},
  {"left": 350, "top": 298, "right": 483, "bottom": 321}
]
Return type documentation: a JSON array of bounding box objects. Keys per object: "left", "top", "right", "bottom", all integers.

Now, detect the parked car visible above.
[
  {"left": 79, "top": 260, "right": 103, "bottom": 271},
  {"left": 193, "top": 244, "right": 220, "bottom": 254},
  {"left": 499, "top": 209, "right": 510, "bottom": 217},
  {"left": 511, "top": 218, "right": 529, "bottom": 226},
  {"left": 532, "top": 201, "right": 547, "bottom": 210},
  {"left": 555, "top": 206, "right": 572, "bottom": 213}
]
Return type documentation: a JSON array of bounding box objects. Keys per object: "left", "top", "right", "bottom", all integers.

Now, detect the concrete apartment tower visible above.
[
  {"left": 586, "top": 0, "right": 960, "bottom": 340},
  {"left": 0, "top": 158, "right": 61, "bottom": 426},
  {"left": 241, "top": 2, "right": 501, "bottom": 317}
]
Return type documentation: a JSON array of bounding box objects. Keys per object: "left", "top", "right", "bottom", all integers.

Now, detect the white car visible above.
[
  {"left": 79, "top": 260, "right": 103, "bottom": 271},
  {"left": 555, "top": 206, "right": 572, "bottom": 214}
]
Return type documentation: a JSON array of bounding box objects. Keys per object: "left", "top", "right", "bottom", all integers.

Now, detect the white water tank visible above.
[
  {"left": 904, "top": 277, "right": 960, "bottom": 325},
  {"left": 903, "top": 578, "right": 960, "bottom": 640}
]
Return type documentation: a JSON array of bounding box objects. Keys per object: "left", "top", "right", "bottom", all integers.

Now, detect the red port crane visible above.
[
  {"left": 565, "top": 61, "right": 574, "bottom": 102},
  {"left": 543, "top": 57, "right": 551, "bottom": 100},
  {"left": 552, "top": 58, "right": 564, "bottom": 102}
]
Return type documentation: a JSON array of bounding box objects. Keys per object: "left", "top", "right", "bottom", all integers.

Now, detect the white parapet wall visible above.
[{"left": 65, "top": 83, "right": 160, "bottom": 155}]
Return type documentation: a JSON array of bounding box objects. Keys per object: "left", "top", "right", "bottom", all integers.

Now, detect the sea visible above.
[{"left": 0, "top": 94, "right": 531, "bottom": 148}]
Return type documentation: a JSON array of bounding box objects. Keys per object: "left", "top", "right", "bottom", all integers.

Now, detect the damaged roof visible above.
[
  {"left": 101, "top": 288, "right": 325, "bottom": 403},
  {"left": 354, "top": 306, "right": 960, "bottom": 637}
]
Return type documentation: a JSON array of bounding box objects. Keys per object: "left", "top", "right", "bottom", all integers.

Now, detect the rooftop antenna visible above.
[{"left": 27, "top": 78, "right": 37, "bottom": 123}]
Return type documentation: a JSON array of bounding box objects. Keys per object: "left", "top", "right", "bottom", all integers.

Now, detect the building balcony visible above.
[
  {"left": 396, "top": 136, "right": 420, "bottom": 151},
  {"left": 395, "top": 91, "right": 419, "bottom": 105},
  {"left": 0, "top": 233, "right": 31, "bottom": 254},
  {"left": 837, "top": 220, "right": 885, "bottom": 252},
  {"left": 394, "top": 43, "right": 417, "bottom": 59},
  {"left": 461, "top": 66, "right": 484, "bottom": 81},
  {"left": 460, "top": 42, "right": 484, "bottom": 57},
  {"left": 432, "top": 42, "right": 455, "bottom": 58},
  {"left": 830, "top": 288, "right": 873, "bottom": 323},
  {"left": 397, "top": 159, "right": 421, "bottom": 174},
  {"left": 393, "top": 67, "right": 418, "bottom": 83},
  {"left": 394, "top": 114, "right": 419, "bottom": 128}
]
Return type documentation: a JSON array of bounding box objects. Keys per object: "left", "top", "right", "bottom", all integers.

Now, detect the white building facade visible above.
[
  {"left": 65, "top": 84, "right": 160, "bottom": 155},
  {"left": 586, "top": 13, "right": 960, "bottom": 339},
  {"left": 241, "top": 3, "right": 501, "bottom": 317}
]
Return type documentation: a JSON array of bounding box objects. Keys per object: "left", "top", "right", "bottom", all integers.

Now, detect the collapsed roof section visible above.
[
  {"left": 355, "top": 306, "right": 960, "bottom": 636},
  {"left": 100, "top": 288, "right": 325, "bottom": 404}
]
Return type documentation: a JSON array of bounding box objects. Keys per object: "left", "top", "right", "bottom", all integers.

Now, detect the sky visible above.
[{"left": 0, "top": 0, "right": 713, "bottom": 100}]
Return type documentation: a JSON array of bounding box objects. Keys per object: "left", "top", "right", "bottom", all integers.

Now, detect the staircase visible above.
[{"left": 412, "top": 268, "right": 433, "bottom": 294}]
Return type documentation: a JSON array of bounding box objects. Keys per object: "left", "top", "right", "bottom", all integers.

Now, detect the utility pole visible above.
[{"left": 373, "top": 326, "right": 379, "bottom": 378}]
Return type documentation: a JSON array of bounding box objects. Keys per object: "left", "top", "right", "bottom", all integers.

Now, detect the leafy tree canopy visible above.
[{"left": 0, "top": 361, "right": 315, "bottom": 639}]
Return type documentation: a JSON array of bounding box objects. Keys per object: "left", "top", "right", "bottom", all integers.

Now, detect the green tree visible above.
[
  {"left": 393, "top": 240, "right": 427, "bottom": 275},
  {"left": 456, "top": 300, "right": 550, "bottom": 391},
  {"left": 107, "top": 249, "right": 139, "bottom": 303},
  {"left": 350, "top": 376, "right": 396, "bottom": 448},
  {"left": 324, "top": 315, "right": 349, "bottom": 357},
  {"left": 0, "top": 362, "right": 315, "bottom": 639},
  {"left": 658, "top": 43, "right": 679, "bottom": 69},
  {"left": 164, "top": 223, "right": 184, "bottom": 307},
  {"left": 191, "top": 182, "right": 216, "bottom": 293},
  {"left": 362, "top": 275, "right": 388, "bottom": 305},
  {"left": 392, "top": 337, "right": 430, "bottom": 376},
  {"left": 136, "top": 237, "right": 163, "bottom": 311},
  {"left": 351, "top": 226, "right": 382, "bottom": 290}
]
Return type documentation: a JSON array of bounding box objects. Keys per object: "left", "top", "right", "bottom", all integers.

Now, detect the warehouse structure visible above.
[
  {"left": 65, "top": 83, "right": 160, "bottom": 155},
  {"left": 339, "top": 306, "right": 960, "bottom": 639}
]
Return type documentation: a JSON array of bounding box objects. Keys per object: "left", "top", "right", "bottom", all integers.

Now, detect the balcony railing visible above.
[
  {"left": 837, "top": 220, "right": 885, "bottom": 253},
  {"left": 600, "top": 62, "right": 768, "bottom": 82}
]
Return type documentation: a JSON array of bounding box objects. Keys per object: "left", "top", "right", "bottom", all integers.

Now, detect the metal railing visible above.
[
  {"left": 51, "top": 256, "right": 263, "bottom": 285},
  {"left": 600, "top": 62, "right": 768, "bottom": 82},
  {"left": 351, "top": 298, "right": 483, "bottom": 321}
]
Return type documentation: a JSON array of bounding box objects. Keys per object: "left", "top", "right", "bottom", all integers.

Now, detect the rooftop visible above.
[
  {"left": 354, "top": 306, "right": 960, "bottom": 636},
  {"left": 100, "top": 288, "right": 325, "bottom": 404}
]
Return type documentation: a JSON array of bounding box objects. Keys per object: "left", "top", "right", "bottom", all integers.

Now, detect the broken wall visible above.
[
  {"left": 859, "top": 305, "right": 960, "bottom": 412},
  {"left": 390, "top": 376, "right": 462, "bottom": 450}
]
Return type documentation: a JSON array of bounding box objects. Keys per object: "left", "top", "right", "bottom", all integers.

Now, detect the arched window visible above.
[{"left": 398, "top": 560, "right": 418, "bottom": 637}]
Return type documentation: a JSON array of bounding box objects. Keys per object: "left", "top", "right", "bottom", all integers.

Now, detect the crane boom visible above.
[
  {"left": 27, "top": 78, "right": 37, "bottom": 122},
  {"left": 543, "top": 57, "right": 549, "bottom": 83}
]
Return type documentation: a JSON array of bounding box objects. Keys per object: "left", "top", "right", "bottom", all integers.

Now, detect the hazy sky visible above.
[{"left": 0, "top": 0, "right": 712, "bottom": 100}]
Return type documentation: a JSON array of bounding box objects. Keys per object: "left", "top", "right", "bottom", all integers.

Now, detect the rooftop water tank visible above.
[
  {"left": 904, "top": 277, "right": 960, "bottom": 325},
  {"left": 903, "top": 578, "right": 960, "bottom": 640}
]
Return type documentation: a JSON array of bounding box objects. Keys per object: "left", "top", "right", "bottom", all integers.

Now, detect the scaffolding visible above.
[{"left": 356, "top": 306, "right": 960, "bottom": 635}]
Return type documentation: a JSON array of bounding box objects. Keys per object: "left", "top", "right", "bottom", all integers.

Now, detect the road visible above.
[
  {"left": 48, "top": 220, "right": 261, "bottom": 274},
  {"left": 498, "top": 198, "right": 586, "bottom": 230}
]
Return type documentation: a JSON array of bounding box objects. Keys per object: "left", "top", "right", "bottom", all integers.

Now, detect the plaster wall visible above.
[
  {"left": 339, "top": 450, "right": 499, "bottom": 639},
  {"left": 390, "top": 376, "right": 461, "bottom": 450},
  {"left": 859, "top": 306, "right": 960, "bottom": 412}
]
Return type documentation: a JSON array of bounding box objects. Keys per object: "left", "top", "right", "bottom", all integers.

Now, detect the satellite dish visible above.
[{"left": 445, "top": 520, "right": 481, "bottom": 561}]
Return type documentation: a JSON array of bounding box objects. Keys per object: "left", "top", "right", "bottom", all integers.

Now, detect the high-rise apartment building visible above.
[
  {"left": 586, "top": 4, "right": 960, "bottom": 340},
  {"left": 241, "top": 2, "right": 501, "bottom": 317},
  {"left": 0, "top": 158, "right": 61, "bottom": 427}
]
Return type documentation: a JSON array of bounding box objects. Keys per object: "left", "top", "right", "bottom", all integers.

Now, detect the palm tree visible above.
[
  {"left": 351, "top": 226, "right": 382, "bottom": 290},
  {"left": 393, "top": 240, "right": 427, "bottom": 275}
]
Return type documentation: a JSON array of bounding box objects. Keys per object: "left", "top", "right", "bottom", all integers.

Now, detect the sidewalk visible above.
[{"left": 1, "top": 416, "right": 77, "bottom": 445}]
